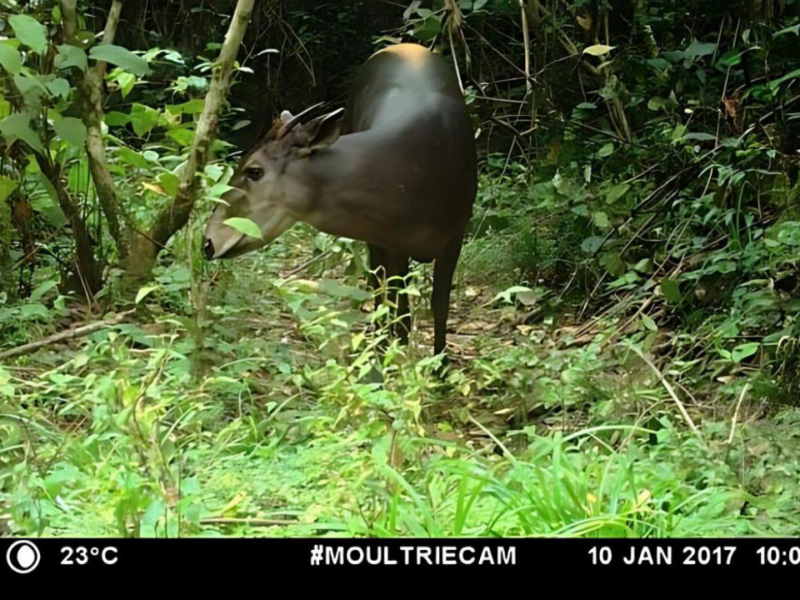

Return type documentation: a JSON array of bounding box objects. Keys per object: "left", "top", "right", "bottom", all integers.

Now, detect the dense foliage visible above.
[{"left": 3, "top": 0, "right": 800, "bottom": 537}]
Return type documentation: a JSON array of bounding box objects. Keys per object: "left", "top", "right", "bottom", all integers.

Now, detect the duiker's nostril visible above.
[{"left": 203, "top": 239, "right": 215, "bottom": 260}]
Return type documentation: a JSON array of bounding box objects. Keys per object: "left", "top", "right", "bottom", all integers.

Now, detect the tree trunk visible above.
[
  {"left": 121, "top": 0, "right": 256, "bottom": 287},
  {"left": 63, "top": 0, "right": 128, "bottom": 259}
]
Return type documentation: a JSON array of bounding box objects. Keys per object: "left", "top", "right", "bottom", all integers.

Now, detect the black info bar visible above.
[{"left": 3, "top": 538, "right": 800, "bottom": 578}]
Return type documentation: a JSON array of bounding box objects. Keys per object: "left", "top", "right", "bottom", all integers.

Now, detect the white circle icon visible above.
[{"left": 6, "top": 540, "right": 41, "bottom": 574}]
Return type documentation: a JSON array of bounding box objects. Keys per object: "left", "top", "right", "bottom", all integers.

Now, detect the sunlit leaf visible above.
[
  {"left": 731, "top": 342, "right": 759, "bottom": 363},
  {"left": 584, "top": 44, "right": 614, "bottom": 57},
  {"left": 0, "top": 175, "right": 18, "bottom": 202},
  {"left": 135, "top": 285, "right": 159, "bottom": 304},
  {"left": 224, "top": 217, "right": 263, "bottom": 240}
]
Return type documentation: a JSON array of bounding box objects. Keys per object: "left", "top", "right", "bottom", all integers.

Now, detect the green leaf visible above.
[
  {"left": 0, "top": 43, "right": 23, "bottom": 75},
  {"left": 129, "top": 103, "right": 160, "bottom": 137},
  {"left": 606, "top": 182, "right": 630, "bottom": 204},
  {"left": 647, "top": 58, "right": 670, "bottom": 71},
  {"left": 89, "top": 45, "right": 150, "bottom": 76},
  {"left": 581, "top": 236, "right": 605, "bottom": 255},
  {"left": 9, "top": 15, "right": 48, "bottom": 55},
  {"left": 0, "top": 175, "right": 18, "bottom": 202},
  {"left": 682, "top": 132, "right": 716, "bottom": 142},
  {"left": 224, "top": 217, "right": 263, "bottom": 240},
  {"left": 661, "top": 279, "right": 682, "bottom": 303},
  {"left": 168, "top": 128, "right": 195, "bottom": 146},
  {"left": 598, "top": 143, "right": 615, "bottom": 158},
  {"left": 576, "top": 102, "right": 597, "bottom": 110},
  {"left": 600, "top": 251, "right": 625, "bottom": 276},
  {"left": 413, "top": 15, "right": 441, "bottom": 42},
  {"left": 55, "top": 45, "right": 88, "bottom": 72},
  {"left": 14, "top": 73, "right": 48, "bottom": 97},
  {"left": 593, "top": 211, "right": 610, "bottom": 228},
  {"left": 0, "top": 113, "right": 44, "bottom": 154},
  {"left": 113, "top": 71, "right": 137, "bottom": 97},
  {"left": 30, "top": 280, "right": 57, "bottom": 301},
  {"left": 474, "top": 0, "right": 489, "bottom": 9},
  {"left": 135, "top": 285, "right": 159, "bottom": 304},
  {"left": 105, "top": 111, "right": 131, "bottom": 127},
  {"left": 54, "top": 117, "right": 87, "bottom": 147},
  {"left": 583, "top": 44, "right": 614, "bottom": 56},
  {"left": 47, "top": 78, "right": 71, "bottom": 99},
  {"left": 641, "top": 314, "right": 658, "bottom": 332},
  {"left": 769, "top": 68, "right": 800, "bottom": 92},
  {"left": 116, "top": 147, "right": 152, "bottom": 169},
  {"left": 731, "top": 342, "right": 759, "bottom": 363},
  {"left": 774, "top": 23, "right": 800, "bottom": 38},
  {"left": 685, "top": 41, "right": 717, "bottom": 57}
]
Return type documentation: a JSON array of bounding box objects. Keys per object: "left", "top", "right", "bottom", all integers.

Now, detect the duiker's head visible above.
[{"left": 203, "top": 107, "right": 343, "bottom": 260}]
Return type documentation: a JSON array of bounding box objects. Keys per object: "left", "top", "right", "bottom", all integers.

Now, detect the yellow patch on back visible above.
[{"left": 374, "top": 43, "right": 429, "bottom": 69}]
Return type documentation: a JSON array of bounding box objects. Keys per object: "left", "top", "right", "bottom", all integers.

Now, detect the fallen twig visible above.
[{"left": 0, "top": 310, "right": 135, "bottom": 360}]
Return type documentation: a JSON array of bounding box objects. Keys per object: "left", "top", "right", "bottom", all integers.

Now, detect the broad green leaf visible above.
[
  {"left": 135, "top": 285, "right": 159, "bottom": 304},
  {"left": 0, "top": 113, "right": 45, "bottom": 154},
  {"left": 774, "top": 23, "right": 800, "bottom": 38},
  {"left": 584, "top": 44, "right": 614, "bottom": 56},
  {"left": 0, "top": 175, "right": 18, "bottom": 202},
  {"left": 682, "top": 132, "right": 716, "bottom": 142},
  {"left": 168, "top": 128, "right": 195, "bottom": 146},
  {"left": 0, "top": 43, "right": 23, "bottom": 75},
  {"left": 116, "top": 147, "right": 152, "bottom": 169},
  {"left": 661, "top": 279, "right": 682, "bottom": 303},
  {"left": 413, "top": 15, "right": 441, "bottom": 42},
  {"left": 598, "top": 143, "right": 615, "bottom": 158},
  {"left": 47, "top": 78, "right": 71, "bottom": 99},
  {"left": 9, "top": 15, "right": 48, "bottom": 54},
  {"left": 593, "top": 211, "right": 610, "bottom": 228},
  {"left": 492, "top": 285, "right": 535, "bottom": 304},
  {"left": 14, "top": 73, "right": 48, "bottom": 97},
  {"left": 54, "top": 117, "right": 87, "bottom": 147},
  {"left": 685, "top": 41, "right": 717, "bottom": 57},
  {"left": 600, "top": 251, "right": 625, "bottom": 276},
  {"left": 157, "top": 172, "right": 180, "bottom": 196},
  {"left": 576, "top": 102, "right": 597, "bottom": 110},
  {"left": 105, "top": 111, "right": 131, "bottom": 126},
  {"left": 224, "top": 217, "right": 263, "bottom": 240},
  {"left": 647, "top": 58, "right": 670, "bottom": 70},
  {"left": 606, "top": 182, "right": 630, "bottom": 204},
  {"left": 641, "top": 314, "right": 658, "bottom": 332},
  {"left": 112, "top": 71, "right": 137, "bottom": 97},
  {"left": 89, "top": 45, "right": 150, "bottom": 76},
  {"left": 55, "top": 45, "right": 88, "bottom": 72},
  {"left": 129, "top": 103, "right": 160, "bottom": 137},
  {"left": 769, "top": 68, "right": 800, "bottom": 92},
  {"left": 474, "top": 0, "right": 489, "bottom": 8},
  {"left": 581, "top": 236, "right": 605, "bottom": 255},
  {"left": 731, "top": 342, "right": 759, "bottom": 363},
  {"left": 30, "top": 280, "right": 57, "bottom": 301}
]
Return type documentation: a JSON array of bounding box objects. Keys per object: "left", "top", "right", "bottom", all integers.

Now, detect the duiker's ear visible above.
[{"left": 298, "top": 108, "right": 344, "bottom": 154}]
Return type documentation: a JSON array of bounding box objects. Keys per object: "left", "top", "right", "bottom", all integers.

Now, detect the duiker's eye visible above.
[{"left": 245, "top": 166, "right": 264, "bottom": 181}]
